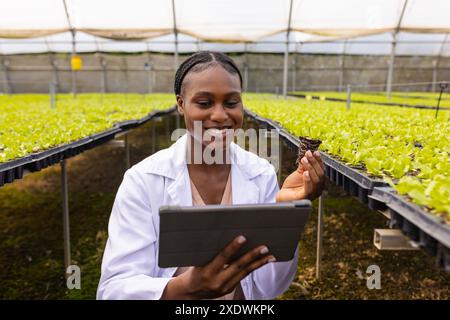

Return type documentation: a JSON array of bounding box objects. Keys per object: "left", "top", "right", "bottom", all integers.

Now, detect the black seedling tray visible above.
[
  {"left": 321, "top": 153, "right": 388, "bottom": 205},
  {"left": 62, "top": 137, "right": 94, "bottom": 158},
  {"left": 0, "top": 156, "right": 32, "bottom": 186},
  {"left": 152, "top": 106, "right": 177, "bottom": 118},
  {"left": 245, "top": 108, "right": 450, "bottom": 271},
  {"left": 85, "top": 127, "right": 123, "bottom": 150},
  {"left": 244, "top": 109, "right": 389, "bottom": 205},
  {"left": 27, "top": 145, "right": 69, "bottom": 172},
  {"left": 0, "top": 106, "right": 177, "bottom": 188},
  {"left": 370, "top": 187, "right": 450, "bottom": 271},
  {"left": 114, "top": 119, "right": 140, "bottom": 131}
]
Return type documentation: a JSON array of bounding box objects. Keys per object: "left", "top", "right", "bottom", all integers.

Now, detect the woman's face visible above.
[{"left": 176, "top": 65, "right": 244, "bottom": 150}]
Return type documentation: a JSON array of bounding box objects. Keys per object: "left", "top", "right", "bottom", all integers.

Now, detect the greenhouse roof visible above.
[{"left": 0, "top": 0, "right": 449, "bottom": 55}]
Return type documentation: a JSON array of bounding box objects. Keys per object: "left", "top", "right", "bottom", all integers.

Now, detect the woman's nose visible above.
[{"left": 209, "top": 104, "right": 229, "bottom": 123}]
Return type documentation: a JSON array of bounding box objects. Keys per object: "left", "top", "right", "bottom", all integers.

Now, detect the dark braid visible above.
[{"left": 174, "top": 51, "right": 243, "bottom": 95}]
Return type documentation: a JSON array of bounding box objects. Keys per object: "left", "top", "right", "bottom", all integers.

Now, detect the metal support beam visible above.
[
  {"left": 50, "top": 82, "right": 56, "bottom": 108},
  {"left": 282, "top": 0, "right": 294, "bottom": 98},
  {"left": 0, "top": 57, "right": 12, "bottom": 94},
  {"left": 100, "top": 56, "right": 108, "bottom": 94},
  {"left": 171, "top": 0, "right": 179, "bottom": 69},
  {"left": 94, "top": 37, "right": 108, "bottom": 94},
  {"left": 292, "top": 43, "right": 298, "bottom": 92},
  {"left": 63, "top": 0, "right": 77, "bottom": 97},
  {"left": 45, "top": 37, "right": 61, "bottom": 92},
  {"left": 431, "top": 34, "right": 448, "bottom": 92},
  {"left": 316, "top": 194, "right": 324, "bottom": 279},
  {"left": 60, "top": 159, "right": 72, "bottom": 277},
  {"left": 123, "top": 57, "right": 129, "bottom": 94},
  {"left": 338, "top": 40, "right": 348, "bottom": 92},
  {"left": 243, "top": 43, "right": 249, "bottom": 91},
  {"left": 346, "top": 84, "right": 352, "bottom": 110},
  {"left": 386, "top": 38, "right": 396, "bottom": 100},
  {"left": 145, "top": 43, "right": 153, "bottom": 94},
  {"left": 386, "top": 0, "right": 409, "bottom": 99}
]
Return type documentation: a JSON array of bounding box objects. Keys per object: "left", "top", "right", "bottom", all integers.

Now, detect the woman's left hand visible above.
[{"left": 276, "top": 150, "right": 326, "bottom": 202}]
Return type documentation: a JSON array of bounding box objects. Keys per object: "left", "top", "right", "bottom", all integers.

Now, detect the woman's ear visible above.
[{"left": 176, "top": 95, "right": 184, "bottom": 115}]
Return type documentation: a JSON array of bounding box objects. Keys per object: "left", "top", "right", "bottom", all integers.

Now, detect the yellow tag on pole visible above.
[{"left": 71, "top": 55, "right": 83, "bottom": 71}]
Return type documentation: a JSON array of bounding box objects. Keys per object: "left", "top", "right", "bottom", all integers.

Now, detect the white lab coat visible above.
[{"left": 97, "top": 133, "right": 299, "bottom": 300}]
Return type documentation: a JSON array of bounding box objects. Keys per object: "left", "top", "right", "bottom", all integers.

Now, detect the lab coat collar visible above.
[{"left": 143, "top": 133, "right": 265, "bottom": 205}]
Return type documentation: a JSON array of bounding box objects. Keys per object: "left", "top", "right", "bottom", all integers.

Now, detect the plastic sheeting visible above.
[{"left": 0, "top": 0, "right": 449, "bottom": 55}]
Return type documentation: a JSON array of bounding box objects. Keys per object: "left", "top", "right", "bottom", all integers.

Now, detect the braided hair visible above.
[{"left": 174, "top": 51, "right": 243, "bottom": 96}]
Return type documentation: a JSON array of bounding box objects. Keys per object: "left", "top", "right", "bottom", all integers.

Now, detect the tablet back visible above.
[{"left": 158, "top": 200, "right": 311, "bottom": 268}]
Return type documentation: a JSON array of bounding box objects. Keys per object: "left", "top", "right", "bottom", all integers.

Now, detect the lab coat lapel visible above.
[
  {"left": 166, "top": 167, "right": 192, "bottom": 206},
  {"left": 166, "top": 135, "right": 193, "bottom": 206},
  {"left": 230, "top": 144, "right": 260, "bottom": 205}
]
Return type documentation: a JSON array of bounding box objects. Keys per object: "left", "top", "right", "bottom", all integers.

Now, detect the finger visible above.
[
  {"left": 301, "top": 157, "right": 320, "bottom": 184},
  {"left": 313, "top": 151, "right": 325, "bottom": 171},
  {"left": 213, "top": 246, "right": 273, "bottom": 296},
  {"left": 210, "top": 235, "right": 247, "bottom": 271},
  {"left": 225, "top": 255, "right": 277, "bottom": 292},
  {"left": 306, "top": 151, "right": 325, "bottom": 179},
  {"left": 303, "top": 171, "right": 313, "bottom": 197},
  {"left": 223, "top": 245, "right": 270, "bottom": 278}
]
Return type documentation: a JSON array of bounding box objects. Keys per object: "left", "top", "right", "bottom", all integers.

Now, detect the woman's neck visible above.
[{"left": 186, "top": 134, "right": 232, "bottom": 170}]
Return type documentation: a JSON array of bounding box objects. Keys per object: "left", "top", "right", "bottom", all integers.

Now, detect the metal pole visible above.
[
  {"left": 346, "top": 84, "right": 351, "bottom": 110},
  {"left": 101, "top": 57, "right": 108, "bottom": 94},
  {"left": 282, "top": 0, "right": 294, "bottom": 98},
  {"left": 145, "top": 44, "right": 153, "bottom": 94},
  {"left": 60, "top": 159, "right": 71, "bottom": 277},
  {"left": 50, "top": 82, "right": 56, "bottom": 109},
  {"left": 432, "top": 60, "right": 438, "bottom": 93},
  {"left": 316, "top": 194, "right": 324, "bottom": 279},
  {"left": 282, "top": 43, "right": 289, "bottom": 97},
  {"left": 386, "top": 38, "right": 396, "bottom": 100},
  {"left": 338, "top": 40, "right": 347, "bottom": 92},
  {"left": 123, "top": 57, "right": 129, "bottom": 95},
  {"left": 431, "top": 34, "right": 447, "bottom": 92},
  {"left": 125, "top": 134, "right": 131, "bottom": 169},
  {"left": 171, "top": 0, "right": 179, "bottom": 69},
  {"left": 94, "top": 38, "right": 108, "bottom": 94},
  {"left": 45, "top": 37, "right": 60, "bottom": 92},
  {"left": 1, "top": 58, "right": 11, "bottom": 94},
  {"left": 63, "top": 0, "right": 76, "bottom": 97},
  {"left": 435, "top": 82, "right": 448, "bottom": 119},
  {"left": 292, "top": 43, "right": 298, "bottom": 92},
  {"left": 386, "top": 0, "right": 408, "bottom": 99},
  {"left": 70, "top": 33, "right": 77, "bottom": 97}
]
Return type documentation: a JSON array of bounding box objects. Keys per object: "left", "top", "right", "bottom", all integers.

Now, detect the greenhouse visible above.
[{"left": 0, "top": 0, "right": 449, "bottom": 301}]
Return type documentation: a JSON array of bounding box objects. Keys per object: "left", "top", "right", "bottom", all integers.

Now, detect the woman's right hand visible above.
[{"left": 160, "top": 235, "right": 276, "bottom": 300}]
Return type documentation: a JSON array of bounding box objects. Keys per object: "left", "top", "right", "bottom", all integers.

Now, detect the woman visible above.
[{"left": 97, "top": 51, "right": 325, "bottom": 300}]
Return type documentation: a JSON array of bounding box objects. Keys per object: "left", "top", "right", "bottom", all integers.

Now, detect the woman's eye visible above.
[
  {"left": 225, "top": 101, "right": 239, "bottom": 107},
  {"left": 197, "top": 101, "right": 211, "bottom": 107}
]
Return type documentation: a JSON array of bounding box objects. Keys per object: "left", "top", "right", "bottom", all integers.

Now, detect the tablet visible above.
[{"left": 158, "top": 200, "right": 311, "bottom": 268}]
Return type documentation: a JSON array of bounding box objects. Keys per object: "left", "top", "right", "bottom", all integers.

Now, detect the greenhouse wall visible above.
[{"left": 1, "top": 53, "right": 449, "bottom": 94}]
